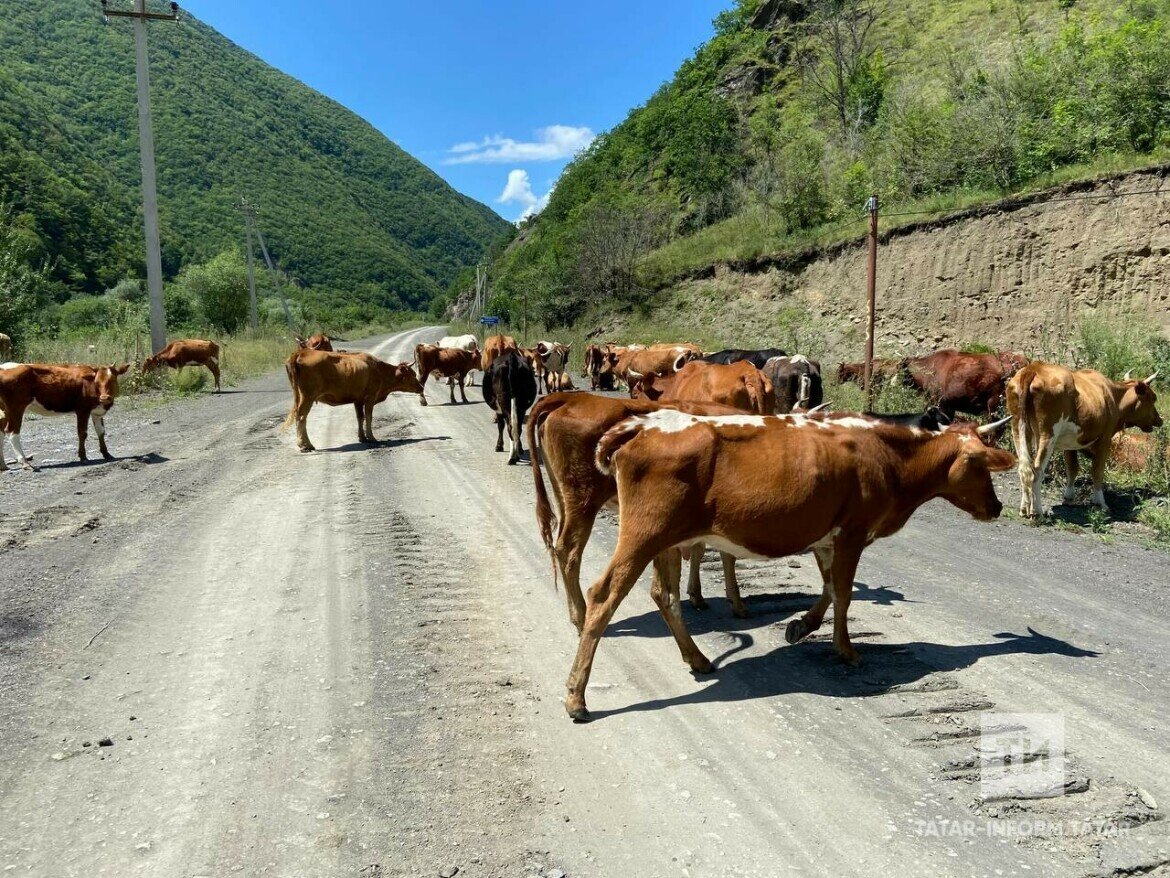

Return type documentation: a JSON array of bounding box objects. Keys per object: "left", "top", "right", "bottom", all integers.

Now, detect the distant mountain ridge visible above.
[{"left": 0, "top": 0, "right": 508, "bottom": 309}]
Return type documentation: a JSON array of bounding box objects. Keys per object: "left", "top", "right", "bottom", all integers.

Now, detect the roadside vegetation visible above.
[{"left": 482, "top": 0, "right": 1170, "bottom": 326}]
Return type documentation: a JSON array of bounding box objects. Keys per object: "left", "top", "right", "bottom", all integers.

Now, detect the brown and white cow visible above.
[
  {"left": 527, "top": 392, "right": 749, "bottom": 632},
  {"left": 481, "top": 334, "right": 519, "bottom": 372},
  {"left": 414, "top": 343, "right": 477, "bottom": 405},
  {"left": 295, "top": 333, "right": 335, "bottom": 352},
  {"left": 632, "top": 359, "right": 777, "bottom": 614},
  {"left": 0, "top": 362, "right": 131, "bottom": 470},
  {"left": 283, "top": 349, "right": 424, "bottom": 452},
  {"left": 143, "top": 339, "right": 222, "bottom": 391},
  {"left": 535, "top": 341, "right": 572, "bottom": 394},
  {"left": 561, "top": 411, "right": 1015, "bottom": 720},
  {"left": 1007, "top": 362, "right": 1161, "bottom": 517}
]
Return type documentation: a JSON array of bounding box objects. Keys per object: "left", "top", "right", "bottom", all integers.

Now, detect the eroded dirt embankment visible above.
[{"left": 657, "top": 166, "right": 1170, "bottom": 356}]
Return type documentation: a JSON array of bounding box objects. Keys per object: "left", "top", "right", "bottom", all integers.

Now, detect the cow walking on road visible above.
[
  {"left": 1007, "top": 363, "right": 1161, "bottom": 517},
  {"left": 414, "top": 344, "right": 477, "bottom": 405},
  {"left": 0, "top": 362, "right": 130, "bottom": 470},
  {"left": 143, "top": 339, "right": 222, "bottom": 392},
  {"left": 483, "top": 349, "right": 537, "bottom": 464}
]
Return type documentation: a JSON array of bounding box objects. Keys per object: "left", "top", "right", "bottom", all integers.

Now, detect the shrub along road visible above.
[{"left": 1, "top": 327, "right": 1167, "bottom": 877}]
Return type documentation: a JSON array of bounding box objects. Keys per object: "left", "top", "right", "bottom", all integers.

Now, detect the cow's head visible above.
[
  {"left": 631, "top": 371, "right": 667, "bottom": 401},
  {"left": 1120, "top": 374, "right": 1162, "bottom": 433},
  {"left": 94, "top": 363, "right": 131, "bottom": 409},
  {"left": 998, "top": 350, "right": 1028, "bottom": 376},
  {"left": 672, "top": 350, "right": 700, "bottom": 373},
  {"left": 940, "top": 419, "right": 1016, "bottom": 521},
  {"left": 384, "top": 361, "right": 425, "bottom": 400},
  {"left": 141, "top": 355, "right": 158, "bottom": 372}
]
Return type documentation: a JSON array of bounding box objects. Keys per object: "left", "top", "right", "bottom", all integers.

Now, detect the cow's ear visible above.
[
  {"left": 114, "top": 363, "right": 131, "bottom": 375},
  {"left": 971, "top": 445, "right": 1016, "bottom": 472}
]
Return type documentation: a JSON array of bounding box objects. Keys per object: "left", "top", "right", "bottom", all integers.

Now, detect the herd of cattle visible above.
[{"left": 0, "top": 328, "right": 1162, "bottom": 719}]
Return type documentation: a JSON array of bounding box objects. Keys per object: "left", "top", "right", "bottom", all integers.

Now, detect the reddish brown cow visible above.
[
  {"left": 610, "top": 346, "right": 701, "bottom": 393},
  {"left": 837, "top": 358, "right": 903, "bottom": 385},
  {"left": 562, "top": 412, "right": 1015, "bottom": 720},
  {"left": 527, "top": 393, "right": 747, "bottom": 632},
  {"left": 481, "top": 334, "right": 519, "bottom": 372},
  {"left": 296, "top": 333, "right": 335, "bottom": 352},
  {"left": 901, "top": 349, "right": 1025, "bottom": 417},
  {"left": 143, "top": 339, "right": 222, "bottom": 391},
  {"left": 414, "top": 343, "right": 477, "bottom": 405},
  {"left": 283, "top": 349, "right": 424, "bottom": 452},
  {"left": 0, "top": 363, "right": 130, "bottom": 470},
  {"left": 582, "top": 344, "right": 617, "bottom": 390},
  {"left": 1007, "top": 363, "right": 1161, "bottom": 517}
]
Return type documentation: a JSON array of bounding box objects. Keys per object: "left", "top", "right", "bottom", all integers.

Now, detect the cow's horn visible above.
[
  {"left": 807, "top": 402, "right": 831, "bottom": 413},
  {"left": 672, "top": 353, "right": 688, "bottom": 373},
  {"left": 1124, "top": 370, "right": 1133, "bottom": 380},
  {"left": 1144, "top": 371, "right": 1158, "bottom": 384},
  {"left": 977, "top": 416, "right": 1012, "bottom": 437},
  {"left": 628, "top": 369, "right": 643, "bottom": 380}
]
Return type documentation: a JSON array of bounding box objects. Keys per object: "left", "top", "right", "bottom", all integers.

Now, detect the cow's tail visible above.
[
  {"left": 526, "top": 395, "right": 562, "bottom": 568},
  {"left": 1012, "top": 371, "right": 1036, "bottom": 465},
  {"left": 281, "top": 356, "right": 299, "bottom": 432},
  {"left": 596, "top": 416, "right": 644, "bottom": 477}
]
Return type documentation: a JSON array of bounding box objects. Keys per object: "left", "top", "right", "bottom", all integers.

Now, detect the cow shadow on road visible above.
[
  {"left": 586, "top": 627, "right": 1098, "bottom": 722},
  {"left": 318, "top": 435, "right": 452, "bottom": 454},
  {"left": 33, "top": 451, "right": 169, "bottom": 472}
]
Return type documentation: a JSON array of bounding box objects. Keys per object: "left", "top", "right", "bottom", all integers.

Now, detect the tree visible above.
[
  {"left": 573, "top": 200, "right": 669, "bottom": 304},
  {"left": 176, "top": 250, "right": 250, "bottom": 333},
  {"left": 0, "top": 204, "right": 50, "bottom": 343}
]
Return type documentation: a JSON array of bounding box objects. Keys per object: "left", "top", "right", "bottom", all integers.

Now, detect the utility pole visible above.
[
  {"left": 102, "top": 0, "right": 179, "bottom": 355},
  {"left": 242, "top": 206, "right": 258, "bottom": 332},
  {"left": 240, "top": 200, "right": 295, "bottom": 332},
  {"left": 863, "top": 194, "right": 879, "bottom": 412}
]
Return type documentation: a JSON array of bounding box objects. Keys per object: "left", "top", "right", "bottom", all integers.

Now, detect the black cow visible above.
[
  {"left": 866, "top": 407, "right": 952, "bottom": 431},
  {"left": 762, "top": 355, "right": 823, "bottom": 413},
  {"left": 699, "top": 348, "right": 788, "bottom": 369},
  {"left": 483, "top": 349, "right": 538, "bottom": 464}
]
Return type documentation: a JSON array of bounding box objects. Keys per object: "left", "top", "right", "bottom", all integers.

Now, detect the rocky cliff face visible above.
[{"left": 658, "top": 166, "right": 1170, "bottom": 357}]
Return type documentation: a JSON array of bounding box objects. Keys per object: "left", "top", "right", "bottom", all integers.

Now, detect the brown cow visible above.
[
  {"left": 527, "top": 393, "right": 748, "bottom": 632},
  {"left": 143, "top": 339, "right": 222, "bottom": 392},
  {"left": 610, "top": 346, "right": 701, "bottom": 393},
  {"left": 837, "top": 358, "right": 903, "bottom": 385},
  {"left": 562, "top": 412, "right": 1015, "bottom": 720},
  {"left": 296, "top": 333, "right": 334, "bottom": 352},
  {"left": 583, "top": 344, "right": 616, "bottom": 391},
  {"left": 1007, "top": 363, "right": 1161, "bottom": 517},
  {"left": 0, "top": 363, "right": 130, "bottom": 470},
  {"left": 414, "top": 343, "right": 477, "bottom": 405},
  {"left": 481, "top": 334, "right": 519, "bottom": 372},
  {"left": 901, "top": 349, "right": 1023, "bottom": 417},
  {"left": 283, "top": 349, "right": 424, "bottom": 452},
  {"left": 633, "top": 359, "right": 776, "bottom": 616},
  {"left": 519, "top": 347, "right": 546, "bottom": 392}
]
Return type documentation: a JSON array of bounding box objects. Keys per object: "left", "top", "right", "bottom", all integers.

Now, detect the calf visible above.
[
  {"left": 0, "top": 363, "right": 130, "bottom": 470},
  {"left": 483, "top": 349, "right": 537, "bottom": 464},
  {"left": 699, "top": 348, "right": 787, "bottom": 369},
  {"left": 414, "top": 343, "right": 477, "bottom": 405},
  {"left": 143, "top": 339, "right": 222, "bottom": 391},
  {"left": 295, "top": 333, "right": 334, "bottom": 352},
  {"left": 563, "top": 413, "right": 1014, "bottom": 720},
  {"left": 283, "top": 349, "right": 424, "bottom": 452},
  {"left": 1007, "top": 363, "right": 1161, "bottom": 517},
  {"left": 481, "top": 334, "right": 519, "bottom": 372},
  {"left": 762, "top": 355, "right": 823, "bottom": 413}
]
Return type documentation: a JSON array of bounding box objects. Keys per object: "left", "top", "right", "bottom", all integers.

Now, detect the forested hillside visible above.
[
  {"left": 488, "top": 0, "right": 1170, "bottom": 328},
  {"left": 0, "top": 0, "right": 508, "bottom": 334}
]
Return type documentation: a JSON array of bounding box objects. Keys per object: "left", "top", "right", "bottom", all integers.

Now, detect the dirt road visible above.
[{"left": 1, "top": 327, "right": 1167, "bottom": 878}]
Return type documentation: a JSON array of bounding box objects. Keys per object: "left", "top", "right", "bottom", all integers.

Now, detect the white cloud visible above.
[
  {"left": 498, "top": 169, "right": 552, "bottom": 222},
  {"left": 445, "top": 125, "right": 594, "bottom": 165}
]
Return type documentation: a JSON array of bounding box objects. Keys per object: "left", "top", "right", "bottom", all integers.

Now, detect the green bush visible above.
[
  {"left": 169, "top": 366, "right": 208, "bottom": 394},
  {"left": 56, "top": 294, "right": 114, "bottom": 332},
  {"left": 175, "top": 250, "right": 250, "bottom": 333}
]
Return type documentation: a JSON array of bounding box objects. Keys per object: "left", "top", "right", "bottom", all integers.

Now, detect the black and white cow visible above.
[
  {"left": 699, "top": 348, "right": 787, "bottom": 369},
  {"left": 483, "top": 349, "right": 538, "bottom": 464},
  {"left": 762, "top": 354, "right": 823, "bottom": 413}
]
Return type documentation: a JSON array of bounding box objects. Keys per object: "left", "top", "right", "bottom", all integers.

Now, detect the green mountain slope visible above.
[
  {"left": 0, "top": 0, "right": 508, "bottom": 310},
  {"left": 491, "top": 0, "right": 1170, "bottom": 327}
]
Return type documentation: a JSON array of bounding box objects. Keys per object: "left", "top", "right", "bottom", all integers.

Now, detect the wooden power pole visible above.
[
  {"left": 863, "top": 194, "right": 879, "bottom": 412},
  {"left": 240, "top": 200, "right": 295, "bottom": 332},
  {"left": 101, "top": 0, "right": 179, "bottom": 355},
  {"left": 243, "top": 209, "right": 259, "bottom": 332}
]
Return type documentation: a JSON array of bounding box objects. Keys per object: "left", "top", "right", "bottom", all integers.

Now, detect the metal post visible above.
[
  {"left": 103, "top": 0, "right": 180, "bottom": 355},
  {"left": 863, "top": 194, "right": 879, "bottom": 412}
]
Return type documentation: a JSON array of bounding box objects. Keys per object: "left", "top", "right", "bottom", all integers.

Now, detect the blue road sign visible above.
[{"left": 480, "top": 316, "right": 501, "bottom": 326}]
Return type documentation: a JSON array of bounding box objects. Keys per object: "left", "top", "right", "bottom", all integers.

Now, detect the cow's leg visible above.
[
  {"left": 508, "top": 400, "right": 525, "bottom": 464},
  {"left": 0, "top": 414, "right": 9, "bottom": 471},
  {"left": 785, "top": 545, "right": 834, "bottom": 644},
  {"left": 494, "top": 411, "right": 505, "bottom": 453},
  {"left": 1088, "top": 442, "right": 1111, "bottom": 511},
  {"left": 650, "top": 549, "right": 712, "bottom": 671},
  {"left": 76, "top": 410, "right": 90, "bottom": 462},
  {"left": 686, "top": 542, "right": 708, "bottom": 610},
  {"left": 295, "top": 398, "right": 315, "bottom": 452},
  {"left": 556, "top": 506, "right": 598, "bottom": 635},
  {"left": 721, "top": 552, "right": 750, "bottom": 618},
  {"left": 364, "top": 403, "right": 376, "bottom": 444},
  {"left": 565, "top": 544, "right": 656, "bottom": 721},
  {"left": 91, "top": 411, "right": 113, "bottom": 460},
  {"left": 208, "top": 361, "right": 221, "bottom": 392},
  {"left": 1013, "top": 420, "right": 1036, "bottom": 517},
  {"left": 8, "top": 431, "right": 33, "bottom": 470},
  {"left": 353, "top": 403, "right": 367, "bottom": 443},
  {"left": 1030, "top": 433, "right": 1057, "bottom": 518},
  {"left": 828, "top": 537, "right": 865, "bottom": 666},
  {"left": 1062, "top": 450, "right": 1080, "bottom": 504},
  {"left": 458, "top": 373, "right": 469, "bottom": 404},
  {"left": 448, "top": 376, "right": 456, "bottom": 405}
]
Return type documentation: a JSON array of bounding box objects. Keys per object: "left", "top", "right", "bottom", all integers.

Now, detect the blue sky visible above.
[{"left": 181, "top": 0, "right": 729, "bottom": 221}]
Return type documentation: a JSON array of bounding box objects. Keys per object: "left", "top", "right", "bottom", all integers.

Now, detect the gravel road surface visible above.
[{"left": 1, "top": 326, "right": 1167, "bottom": 878}]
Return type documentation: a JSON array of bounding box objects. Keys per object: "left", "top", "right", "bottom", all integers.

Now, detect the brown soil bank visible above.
[{"left": 661, "top": 165, "right": 1170, "bottom": 358}]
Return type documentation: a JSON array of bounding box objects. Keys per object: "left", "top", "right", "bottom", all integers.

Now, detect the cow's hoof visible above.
[
  {"left": 569, "top": 707, "right": 592, "bottom": 723},
  {"left": 298, "top": 446, "right": 314, "bottom": 453},
  {"left": 689, "top": 596, "right": 709, "bottom": 611},
  {"left": 690, "top": 655, "right": 714, "bottom": 674},
  {"left": 785, "top": 618, "right": 811, "bottom": 644},
  {"left": 101, "top": 453, "right": 114, "bottom": 461},
  {"left": 837, "top": 648, "right": 862, "bottom": 667},
  {"left": 731, "top": 604, "right": 752, "bottom": 620}
]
